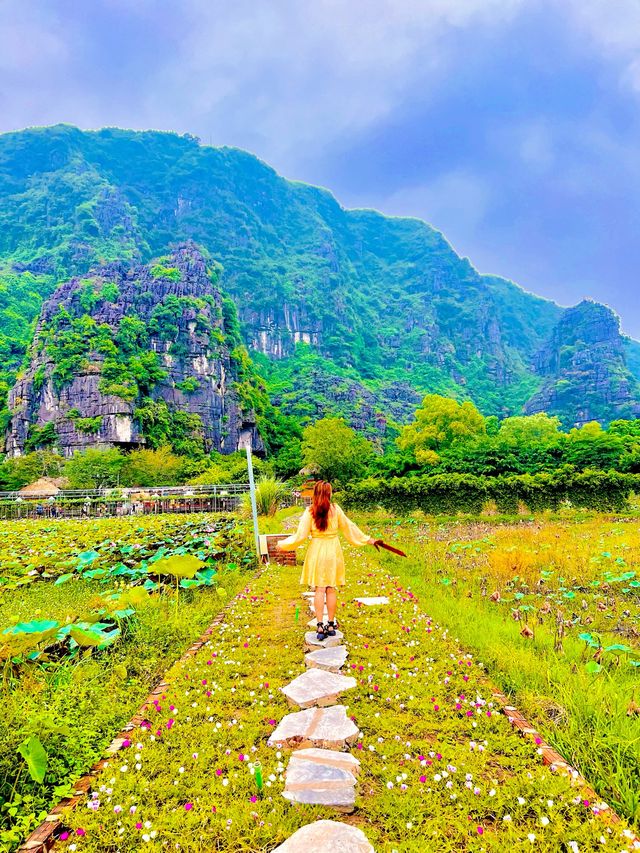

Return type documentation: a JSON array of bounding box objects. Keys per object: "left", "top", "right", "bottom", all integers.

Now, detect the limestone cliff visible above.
[
  {"left": 6, "top": 244, "right": 264, "bottom": 457},
  {"left": 524, "top": 300, "right": 640, "bottom": 426}
]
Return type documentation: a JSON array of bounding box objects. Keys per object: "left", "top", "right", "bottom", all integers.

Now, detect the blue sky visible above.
[{"left": 1, "top": 0, "right": 640, "bottom": 334}]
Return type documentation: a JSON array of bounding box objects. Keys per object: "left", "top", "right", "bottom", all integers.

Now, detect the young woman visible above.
[{"left": 278, "top": 481, "right": 375, "bottom": 640}]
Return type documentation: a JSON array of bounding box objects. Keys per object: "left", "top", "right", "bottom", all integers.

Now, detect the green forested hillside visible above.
[{"left": 0, "top": 123, "right": 637, "bottom": 437}]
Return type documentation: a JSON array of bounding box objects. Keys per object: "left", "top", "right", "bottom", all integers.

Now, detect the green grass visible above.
[
  {"left": 60, "top": 547, "right": 635, "bottom": 851},
  {"left": 358, "top": 512, "right": 640, "bottom": 828}
]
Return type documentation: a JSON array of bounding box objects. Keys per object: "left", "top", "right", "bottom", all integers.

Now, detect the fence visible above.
[{"left": 0, "top": 483, "right": 257, "bottom": 521}]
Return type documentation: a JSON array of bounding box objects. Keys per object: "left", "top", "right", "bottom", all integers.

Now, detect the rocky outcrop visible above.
[
  {"left": 6, "top": 244, "right": 263, "bottom": 457},
  {"left": 270, "top": 368, "right": 420, "bottom": 440},
  {"left": 525, "top": 300, "right": 640, "bottom": 426}
]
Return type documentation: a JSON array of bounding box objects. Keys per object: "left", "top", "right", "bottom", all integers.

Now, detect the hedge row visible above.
[{"left": 340, "top": 470, "right": 640, "bottom": 515}]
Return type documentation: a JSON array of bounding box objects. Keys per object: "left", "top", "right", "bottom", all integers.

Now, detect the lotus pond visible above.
[{"left": 0, "top": 514, "right": 253, "bottom": 851}]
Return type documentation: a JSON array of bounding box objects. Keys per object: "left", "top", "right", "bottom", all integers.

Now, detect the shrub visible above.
[
  {"left": 240, "top": 477, "right": 288, "bottom": 517},
  {"left": 341, "top": 470, "right": 640, "bottom": 515}
]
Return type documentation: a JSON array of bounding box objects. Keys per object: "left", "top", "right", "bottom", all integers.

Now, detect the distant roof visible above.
[{"left": 18, "top": 477, "right": 63, "bottom": 496}]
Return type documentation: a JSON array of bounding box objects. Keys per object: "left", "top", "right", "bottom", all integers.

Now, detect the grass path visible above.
[{"left": 64, "top": 546, "right": 638, "bottom": 852}]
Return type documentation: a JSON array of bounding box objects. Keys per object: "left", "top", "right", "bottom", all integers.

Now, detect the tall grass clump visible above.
[{"left": 241, "top": 477, "right": 288, "bottom": 517}]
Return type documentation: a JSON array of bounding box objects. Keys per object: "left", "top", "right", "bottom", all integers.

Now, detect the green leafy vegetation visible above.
[
  {"left": 361, "top": 511, "right": 640, "bottom": 825},
  {"left": 0, "top": 513, "right": 252, "bottom": 850}
]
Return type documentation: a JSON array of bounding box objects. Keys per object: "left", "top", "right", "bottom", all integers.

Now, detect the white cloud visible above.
[
  {"left": 139, "top": 0, "right": 525, "bottom": 166},
  {"left": 564, "top": 0, "right": 640, "bottom": 94}
]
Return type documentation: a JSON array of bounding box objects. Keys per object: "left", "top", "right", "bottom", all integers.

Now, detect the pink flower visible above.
[
  {"left": 477, "top": 826, "right": 484, "bottom": 835},
  {"left": 250, "top": 795, "right": 257, "bottom": 803},
  {"left": 216, "top": 769, "right": 223, "bottom": 776},
  {"left": 238, "top": 753, "right": 246, "bottom": 761},
  {"left": 122, "top": 739, "right": 131, "bottom": 748},
  {"left": 167, "top": 719, "right": 174, "bottom": 730},
  {"left": 59, "top": 832, "right": 69, "bottom": 841},
  {"left": 419, "top": 775, "right": 427, "bottom": 783},
  {"left": 184, "top": 803, "right": 193, "bottom": 811},
  {"left": 136, "top": 822, "right": 143, "bottom": 830},
  {"left": 76, "top": 828, "right": 86, "bottom": 837}
]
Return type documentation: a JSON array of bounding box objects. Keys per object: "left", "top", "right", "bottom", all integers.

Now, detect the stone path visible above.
[
  {"left": 274, "top": 566, "right": 375, "bottom": 848},
  {"left": 273, "top": 819, "right": 374, "bottom": 852}
]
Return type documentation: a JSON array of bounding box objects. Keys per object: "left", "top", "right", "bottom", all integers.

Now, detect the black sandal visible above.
[
  {"left": 324, "top": 621, "right": 337, "bottom": 637},
  {"left": 316, "top": 622, "right": 327, "bottom": 641}
]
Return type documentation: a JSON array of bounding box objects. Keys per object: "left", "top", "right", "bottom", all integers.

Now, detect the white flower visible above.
[
  {"left": 528, "top": 834, "right": 536, "bottom": 843},
  {"left": 503, "top": 815, "right": 512, "bottom": 822},
  {"left": 518, "top": 797, "right": 526, "bottom": 805},
  {"left": 541, "top": 816, "right": 549, "bottom": 826}
]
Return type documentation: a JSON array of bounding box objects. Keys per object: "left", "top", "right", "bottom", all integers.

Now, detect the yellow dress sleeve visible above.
[
  {"left": 336, "top": 504, "right": 372, "bottom": 547},
  {"left": 277, "top": 508, "right": 312, "bottom": 550}
]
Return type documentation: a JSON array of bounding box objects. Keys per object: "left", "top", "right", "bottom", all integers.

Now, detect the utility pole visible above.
[{"left": 245, "top": 444, "right": 261, "bottom": 561}]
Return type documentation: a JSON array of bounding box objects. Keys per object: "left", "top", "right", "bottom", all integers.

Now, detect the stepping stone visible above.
[
  {"left": 268, "top": 704, "right": 360, "bottom": 749},
  {"left": 354, "top": 596, "right": 389, "bottom": 605},
  {"left": 283, "top": 748, "right": 360, "bottom": 812},
  {"left": 273, "top": 819, "right": 374, "bottom": 851},
  {"left": 304, "top": 629, "right": 343, "bottom": 650},
  {"left": 281, "top": 668, "right": 356, "bottom": 709},
  {"left": 305, "top": 645, "right": 348, "bottom": 672}
]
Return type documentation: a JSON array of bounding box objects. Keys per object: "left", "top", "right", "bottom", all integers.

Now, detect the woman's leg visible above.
[
  {"left": 326, "top": 586, "right": 337, "bottom": 622},
  {"left": 314, "top": 586, "right": 327, "bottom": 623}
]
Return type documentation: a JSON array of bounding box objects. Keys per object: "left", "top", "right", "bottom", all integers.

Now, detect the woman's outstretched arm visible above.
[
  {"left": 277, "top": 508, "right": 312, "bottom": 550},
  {"left": 336, "top": 504, "right": 375, "bottom": 547}
]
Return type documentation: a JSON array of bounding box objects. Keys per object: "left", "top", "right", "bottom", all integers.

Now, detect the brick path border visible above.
[
  {"left": 17, "top": 567, "right": 263, "bottom": 853},
  {"left": 491, "top": 690, "right": 639, "bottom": 844}
]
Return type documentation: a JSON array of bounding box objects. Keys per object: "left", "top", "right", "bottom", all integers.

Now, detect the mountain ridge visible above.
[{"left": 0, "top": 123, "right": 638, "bottom": 445}]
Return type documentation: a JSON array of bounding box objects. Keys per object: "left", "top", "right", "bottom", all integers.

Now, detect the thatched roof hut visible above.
[{"left": 18, "top": 477, "right": 63, "bottom": 497}]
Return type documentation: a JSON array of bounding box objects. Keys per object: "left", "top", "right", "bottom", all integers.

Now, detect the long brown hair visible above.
[{"left": 311, "top": 481, "right": 332, "bottom": 531}]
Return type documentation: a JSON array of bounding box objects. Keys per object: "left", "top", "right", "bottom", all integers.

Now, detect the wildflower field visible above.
[{"left": 1, "top": 509, "right": 639, "bottom": 852}]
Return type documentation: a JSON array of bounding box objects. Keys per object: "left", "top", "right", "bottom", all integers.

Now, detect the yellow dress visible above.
[{"left": 278, "top": 503, "right": 371, "bottom": 588}]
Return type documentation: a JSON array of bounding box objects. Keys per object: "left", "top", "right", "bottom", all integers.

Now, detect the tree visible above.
[
  {"left": 302, "top": 417, "right": 374, "bottom": 484},
  {"left": 563, "top": 421, "right": 625, "bottom": 471},
  {"left": 120, "top": 446, "right": 184, "bottom": 487},
  {"left": 396, "top": 394, "right": 486, "bottom": 465},
  {"left": 497, "top": 413, "right": 562, "bottom": 446},
  {"left": 63, "top": 447, "right": 125, "bottom": 489},
  {"left": 0, "top": 451, "right": 65, "bottom": 490}
]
